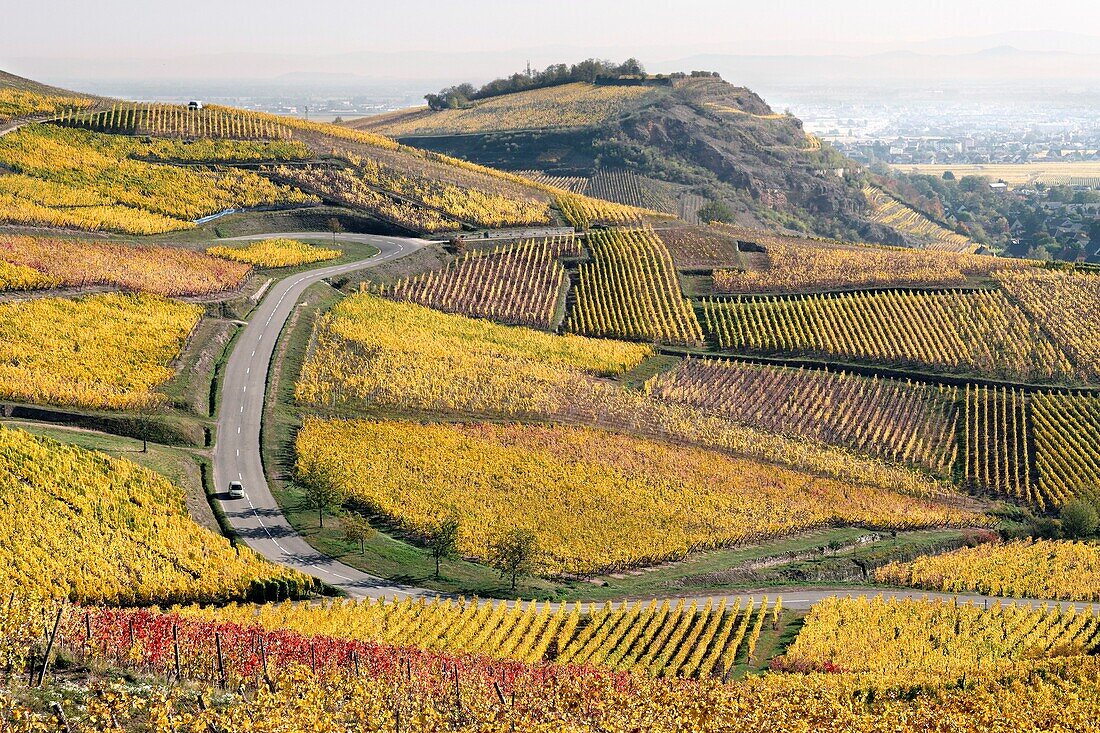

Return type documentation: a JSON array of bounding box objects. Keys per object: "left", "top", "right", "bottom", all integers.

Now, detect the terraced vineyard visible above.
[
  {"left": 514, "top": 170, "right": 589, "bottom": 193},
  {"left": 649, "top": 359, "right": 959, "bottom": 474},
  {"left": 0, "top": 125, "right": 316, "bottom": 234},
  {"left": 568, "top": 228, "right": 702, "bottom": 345},
  {"left": 586, "top": 170, "right": 677, "bottom": 214},
  {"left": 384, "top": 236, "right": 579, "bottom": 328},
  {"left": 180, "top": 595, "right": 778, "bottom": 680},
  {"left": 0, "top": 234, "right": 251, "bottom": 295},
  {"left": 658, "top": 225, "right": 743, "bottom": 268},
  {"left": 343, "top": 151, "right": 552, "bottom": 227},
  {"left": 272, "top": 164, "right": 460, "bottom": 232},
  {"left": 863, "top": 185, "right": 978, "bottom": 253},
  {"left": 702, "top": 289, "right": 1075, "bottom": 383},
  {"left": 712, "top": 238, "right": 1030, "bottom": 294},
  {"left": 555, "top": 191, "right": 651, "bottom": 229},
  {"left": 878, "top": 539, "right": 1100, "bottom": 602}
]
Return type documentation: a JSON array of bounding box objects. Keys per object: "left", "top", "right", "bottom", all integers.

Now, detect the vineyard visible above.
[
  {"left": 271, "top": 164, "right": 460, "bottom": 232},
  {"left": 0, "top": 87, "right": 95, "bottom": 122},
  {"left": 863, "top": 185, "right": 979, "bottom": 253},
  {"left": 702, "top": 289, "right": 1076, "bottom": 383},
  {"left": 57, "top": 102, "right": 295, "bottom": 139},
  {"left": 554, "top": 191, "right": 653, "bottom": 229},
  {"left": 0, "top": 427, "right": 302, "bottom": 604},
  {"left": 780, "top": 596, "right": 1100, "bottom": 681},
  {"left": 295, "top": 295, "right": 948, "bottom": 496},
  {"left": 179, "top": 595, "right": 780, "bottom": 679},
  {"left": 567, "top": 228, "right": 703, "bottom": 345},
  {"left": 712, "top": 238, "right": 1030, "bottom": 294},
  {"left": 206, "top": 237, "right": 340, "bottom": 268},
  {"left": 585, "top": 170, "right": 678, "bottom": 214},
  {"left": 0, "top": 125, "right": 316, "bottom": 234},
  {"left": 343, "top": 151, "right": 552, "bottom": 228},
  {"left": 1031, "top": 392, "right": 1100, "bottom": 509},
  {"left": 0, "top": 293, "right": 201, "bottom": 410},
  {"left": 383, "top": 236, "right": 579, "bottom": 328},
  {"left": 648, "top": 359, "right": 959, "bottom": 474},
  {"left": 353, "top": 82, "right": 657, "bottom": 136},
  {"left": 996, "top": 269, "right": 1100, "bottom": 381},
  {"left": 296, "top": 418, "right": 978, "bottom": 575},
  {"left": 877, "top": 539, "right": 1100, "bottom": 602},
  {"left": 514, "top": 170, "right": 589, "bottom": 193},
  {"left": 0, "top": 234, "right": 251, "bottom": 295},
  {"left": 962, "top": 385, "right": 1035, "bottom": 505},
  {"left": 10, "top": 598, "right": 1100, "bottom": 731},
  {"left": 658, "top": 225, "right": 743, "bottom": 268}
]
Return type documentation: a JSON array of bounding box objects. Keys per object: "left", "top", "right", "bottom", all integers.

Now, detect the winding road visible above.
[
  {"left": 213, "top": 232, "right": 432, "bottom": 599},
  {"left": 211, "top": 233, "right": 1090, "bottom": 611}
]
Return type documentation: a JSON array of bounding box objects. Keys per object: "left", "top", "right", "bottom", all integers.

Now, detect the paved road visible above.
[
  {"left": 213, "top": 232, "right": 433, "bottom": 599},
  {"left": 211, "top": 234, "right": 1093, "bottom": 611}
]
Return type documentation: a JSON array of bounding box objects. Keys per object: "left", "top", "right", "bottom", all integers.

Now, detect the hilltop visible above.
[{"left": 348, "top": 68, "right": 888, "bottom": 242}]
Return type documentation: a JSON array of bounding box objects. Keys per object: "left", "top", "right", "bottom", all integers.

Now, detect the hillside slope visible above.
[
  {"left": 0, "top": 70, "right": 102, "bottom": 123},
  {"left": 349, "top": 76, "right": 887, "bottom": 241}
]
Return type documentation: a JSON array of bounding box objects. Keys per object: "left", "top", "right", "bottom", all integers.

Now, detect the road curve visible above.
[
  {"left": 213, "top": 232, "right": 433, "bottom": 599},
  {"left": 212, "top": 233, "right": 1092, "bottom": 611}
]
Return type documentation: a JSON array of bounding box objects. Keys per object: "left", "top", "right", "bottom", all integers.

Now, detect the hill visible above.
[
  {"left": 0, "top": 70, "right": 101, "bottom": 124},
  {"left": 348, "top": 72, "right": 890, "bottom": 242}
]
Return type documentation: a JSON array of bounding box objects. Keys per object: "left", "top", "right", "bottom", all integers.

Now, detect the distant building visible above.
[{"left": 187, "top": 101, "right": 203, "bottom": 111}]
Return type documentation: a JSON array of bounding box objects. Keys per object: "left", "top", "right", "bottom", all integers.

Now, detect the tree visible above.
[
  {"left": 696, "top": 199, "right": 736, "bottom": 224},
  {"left": 326, "top": 217, "right": 344, "bottom": 246},
  {"left": 1088, "top": 219, "right": 1100, "bottom": 246},
  {"left": 487, "top": 528, "right": 540, "bottom": 591},
  {"left": 1060, "top": 499, "right": 1098, "bottom": 539},
  {"left": 302, "top": 478, "right": 344, "bottom": 529},
  {"left": 426, "top": 516, "right": 460, "bottom": 579},
  {"left": 343, "top": 512, "right": 375, "bottom": 554},
  {"left": 942, "top": 171, "right": 956, "bottom": 181}
]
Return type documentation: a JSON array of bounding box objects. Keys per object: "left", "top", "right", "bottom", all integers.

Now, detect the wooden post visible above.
[
  {"left": 309, "top": 642, "right": 316, "bottom": 674},
  {"left": 453, "top": 667, "right": 461, "bottom": 712},
  {"left": 259, "top": 636, "right": 274, "bottom": 693},
  {"left": 173, "top": 624, "right": 182, "bottom": 682},
  {"left": 351, "top": 649, "right": 360, "bottom": 676},
  {"left": 36, "top": 607, "right": 64, "bottom": 686},
  {"left": 215, "top": 633, "right": 227, "bottom": 688},
  {"left": 50, "top": 701, "right": 72, "bottom": 733},
  {"left": 493, "top": 681, "right": 507, "bottom": 706}
]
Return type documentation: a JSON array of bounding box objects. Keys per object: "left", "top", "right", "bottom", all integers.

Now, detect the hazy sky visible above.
[{"left": 5, "top": 0, "right": 1100, "bottom": 81}]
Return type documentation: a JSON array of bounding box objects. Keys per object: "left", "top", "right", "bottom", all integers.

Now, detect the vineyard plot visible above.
[
  {"left": 179, "top": 595, "right": 777, "bottom": 679},
  {"left": 702, "top": 289, "right": 1076, "bottom": 383},
  {"left": 295, "top": 418, "right": 980, "bottom": 576},
  {"left": 996, "top": 269, "right": 1100, "bottom": 382},
  {"left": 781, "top": 596, "right": 1100, "bottom": 681},
  {"left": 649, "top": 359, "right": 959, "bottom": 474},
  {"left": 568, "top": 228, "right": 703, "bottom": 345},
  {"left": 962, "top": 385, "right": 1035, "bottom": 506},
  {"left": 57, "top": 102, "right": 294, "bottom": 140},
  {"left": 384, "top": 236, "right": 579, "bottom": 328},
  {"left": 1031, "top": 392, "right": 1100, "bottom": 508},
  {"left": 878, "top": 539, "right": 1100, "bottom": 602}
]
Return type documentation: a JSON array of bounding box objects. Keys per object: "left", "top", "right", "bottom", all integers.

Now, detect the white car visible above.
[{"left": 227, "top": 481, "right": 245, "bottom": 499}]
